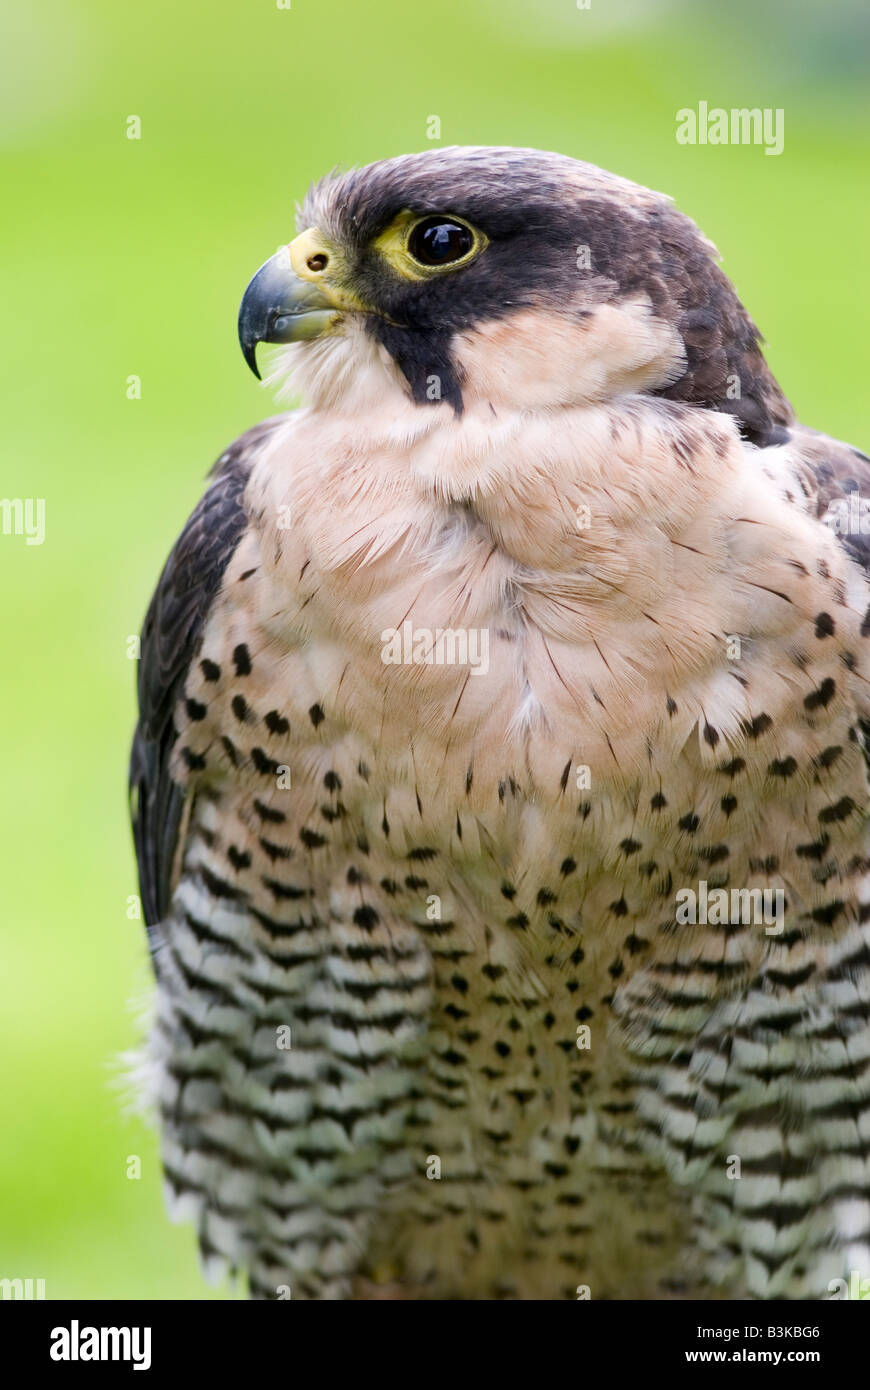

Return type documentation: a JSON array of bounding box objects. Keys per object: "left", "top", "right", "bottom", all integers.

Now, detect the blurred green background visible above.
[{"left": 1, "top": 0, "right": 867, "bottom": 1299}]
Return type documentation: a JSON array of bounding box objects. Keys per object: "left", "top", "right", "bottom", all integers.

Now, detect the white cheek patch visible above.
[
  {"left": 257, "top": 292, "right": 687, "bottom": 421},
  {"left": 451, "top": 296, "right": 686, "bottom": 410},
  {"left": 262, "top": 319, "right": 412, "bottom": 415}
]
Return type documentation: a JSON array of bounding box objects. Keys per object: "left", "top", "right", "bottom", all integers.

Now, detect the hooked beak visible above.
[{"left": 237, "top": 242, "right": 342, "bottom": 379}]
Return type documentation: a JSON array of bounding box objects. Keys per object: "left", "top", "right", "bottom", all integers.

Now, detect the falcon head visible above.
[{"left": 238, "top": 146, "right": 790, "bottom": 443}]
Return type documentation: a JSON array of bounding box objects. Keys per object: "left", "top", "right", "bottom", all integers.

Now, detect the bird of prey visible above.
[{"left": 130, "top": 146, "right": 870, "bottom": 1300}]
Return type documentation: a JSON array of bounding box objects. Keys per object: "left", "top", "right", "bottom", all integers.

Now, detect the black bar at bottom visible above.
[{"left": 1, "top": 1296, "right": 864, "bottom": 1374}]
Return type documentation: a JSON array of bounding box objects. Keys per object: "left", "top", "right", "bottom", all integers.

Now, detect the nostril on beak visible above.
[{"left": 306, "top": 253, "right": 328, "bottom": 273}]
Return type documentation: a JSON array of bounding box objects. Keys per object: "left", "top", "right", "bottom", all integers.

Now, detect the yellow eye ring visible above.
[{"left": 373, "top": 210, "right": 487, "bottom": 280}]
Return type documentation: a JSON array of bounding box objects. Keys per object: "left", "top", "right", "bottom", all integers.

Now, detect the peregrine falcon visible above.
[{"left": 130, "top": 146, "right": 870, "bottom": 1300}]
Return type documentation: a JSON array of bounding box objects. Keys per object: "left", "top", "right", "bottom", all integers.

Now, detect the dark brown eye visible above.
[{"left": 408, "top": 217, "right": 475, "bottom": 267}]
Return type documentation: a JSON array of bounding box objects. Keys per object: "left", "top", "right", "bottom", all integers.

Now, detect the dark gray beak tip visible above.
[
  {"left": 240, "top": 332, "right": 262, "bottom": 380},
  {"left": 238, "top": 256, "right": 283, "bottom": 380},
  {"left": 238, "top": 259, "right": 275, "bottom": 379}
]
